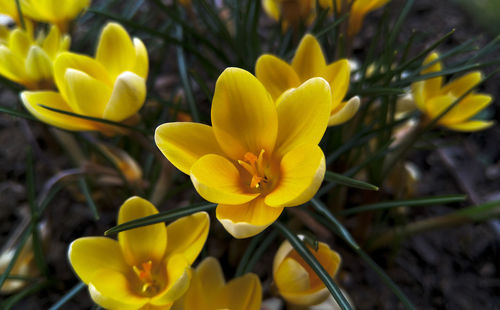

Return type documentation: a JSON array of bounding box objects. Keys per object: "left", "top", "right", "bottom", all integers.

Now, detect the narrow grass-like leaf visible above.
[
  {"left": 78, "top": 177, "right": 100, "bottom": 221},
  {"left": 235, "top": 232, "right": 266, "bottom": 277},
  {"left": 38, "top": 104, "right": 150, "bottom": 135},
  {"left": 49, "top": 282, "right": 86, "bottom": 310},
  {"left": 1, "top": 280, "right": 50, "bottom": 310},
  {"left": 0, "top": 106, "right": 37, "bottom": 121},
  {"left": 315, "top": 14, "right": 348, "bottom": 38},
  {"left": 325, "top": 171, "right": 379, "bottom": 191},
  {"left": 0, "top": 229, "right": 31, "bottom": 289},
  {"left": 243, "top": 229, "right": 279, "bottom": 274},
  {"left": 273, "top": 221, "right": 353, "bottom": 310},
  {"left": 342, "top": 195, "right": 466, "bottom": 215},
  {"left": 105, "top": 202, "right": 217, "bottom": 235},
  {"left": 15, "top": 0, "right": 26, "bottom": 30},
  {"left": 176, "top": 25, "right": 200, "bottom": 122}
]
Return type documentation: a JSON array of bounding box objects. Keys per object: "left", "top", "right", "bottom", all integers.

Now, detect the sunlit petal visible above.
[
  {"left": 132, "top": 38, "right": 149, "bottom": 79},
  {"left": 291, "top": 34, "right": 326, "bottom": 81},
  {"left": 96, "top": 23, "right": 136, "bottom": 80},
  {"left": 103, "top": 71, "right": 146, "bottom": 121},
  {"left": 321, "top": 59, "right": 350, "bottom": 109},
  {"left": 219, "top": 273, "right": 262, "bottom": 310},
  {"left": 421, "top": 52, "right": 443, "bottom": 100},
  {"left": 328, "top": 96, "right": 360, "bottom": 126},
  {"left": 64, "top": 68, "right": 111, "bottom": 117},
  {"left": 440, "top": 94, "right": 492, "bottom": 124},
  {"left": 442, "top": 71, "right": 482, "bottom": 98},
  {"left": 444, "top": 120, "right": 494, "bottom": 132},
  {"left": 151, "top": 254, "right": 192, "bottom": 306},
  {"left": 255, "top": 54, "right": 300, "bottom": 101}
]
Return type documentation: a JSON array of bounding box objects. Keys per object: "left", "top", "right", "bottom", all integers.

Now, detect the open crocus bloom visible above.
[
  {"left": 273, "top": 239, "right": 341, "bottom": 306},
  {"left": 68, "top": 196, "right": 210, "bottom": 310},
  {"left": 256, "top": 34, "right": 360, "bottom": 127},
  {"left": 318, "top": 0, "right": 391, "bottom": 37},
  {"left": 262, "top": 0, "right": 316, "bottom": 29},
  {"left": 411, "top": 52, "right": 493, "bottom": 132},
  {"left": 21, "top": 22, "right": 148, "bottom": 133},
  {"left": 21, "top": 0, "right": 91, "bottom": 32},
  {"left": 156, "top": 68, "right": 331, "bottom": 238},
  {"left": 173, "top": 257, "right": 262, "bottom": 310},
  {"left": 0, "top": 25, "right": 69, "bottom": 89}
]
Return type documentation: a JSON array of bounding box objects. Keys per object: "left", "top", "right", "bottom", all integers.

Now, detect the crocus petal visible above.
[
  {"left": 118, "top": 196, "right": 167, "bottom": 266},
  {"left": 42, "top": 25, "right": 63, "bottom": 59},
  {"left": 133, "top": 38, "right": 148, "bottom": 79},
  {"left": 96, "top": 23, "right": 136, "bottom": 80},
  {"left": 190, "top": 154, "right": 259, "bottom": 205},
  {"left": 64, "top": 68, "right": 111, "bottom": 117},
  {"left": 68, "top": 237, "right": 129, "bottom": 284},
  {"left": 442, "top": 71, "right": 482, "bottom": 98},
  {"left": 421, "top": 52, "right": 443, "bottom": 100},
  {"left": 440, "top": 94, "right": 492, "bottom": 124},
  {"left": 291, "top": 34, "right": 326, "bottom": 81},
  {"left": 216, "top": 197, "right": 284, "bottom": 239},
  {"left": 25, "top": 46, "right": 53, "bottom": 81},
  {"left": 220, "top": 273, "right": 262, "bottom": 310},
  {"left": 151, "top": 254, "right": 192, "bottom": 306},
  {"left": 321, "top": 59, "right": 350, "bottom": 109},
  {"left": 274, "top": 257, "right": 311, "bottom": 294},
  {"left": 0, "top": 46, "right": 28, "bottom": 84},
  {"left": 184, "top": 257, "right": 225, "bottom": 310},
  {"left": 9, "top": 29, "right": 31, "bottom": 58},
  {"left": 424, "top": 95, "right": 454, "bottom": 120},
  {"left": 88, "top": 269, "right": 149, "bottom": 310},
  {"left": 103, "top": 71, "right": 146, "bottom": 121},
  {"left": 54, "top": 52, "right": 113, "bottom": 101},
  {"left": 262, "top": 0, "right": 280, "bottom": 21},
  {"left": 444, "top": 120, "right": 494, "bottom": 132},
  {"left": 255, "top": 54, "right": 300, "bottom": 101},
  {"left": 155, "top": 122, "right": 223, "bottom": 175},
  {"left": 328, "top": 96, "right": 360, "bottom": 126},
  {"left": 20, "top": 91, "right": 98, "bottom": 131},
  {"left": 164, "top": 212, "right": 210, "bottom": 264},
  {"left": 274, "top": 77, "right": 331, "bottom": 156},
  {"left": 265, "top": 144, "right": 325, "bottom": 207},
  {"left": 211, "top": 67, "right": 278, "bottom": 160},
  {"left": 411, "top": 81, "right": 426, "bottom": 111}
]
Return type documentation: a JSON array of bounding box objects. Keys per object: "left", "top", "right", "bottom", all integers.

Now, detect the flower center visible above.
[
  {"left": 132, "top": 260, "right": 162, "bottom": 296},
  {"left": 238, "top": 149, "right": 270, "bottom": 190}
]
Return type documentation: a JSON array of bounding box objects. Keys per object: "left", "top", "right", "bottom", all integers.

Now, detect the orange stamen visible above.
[{"left": 238, "top": 150, "right": 267, "bottom": 189}]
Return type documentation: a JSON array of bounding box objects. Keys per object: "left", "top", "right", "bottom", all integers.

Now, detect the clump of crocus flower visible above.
[
  {"left": 173, "top": 257, "right": 262, "bottom": 310},
  {"left": 68, "top": 196, "right": 210, "bottom": 309},
  {"left": 21, "top": 22, "right": 148, "bottom": 134},
  {"left": 156, "top": 68, "right": 331, "bottom": 238},
  {"left": 411, "top": 52, "right": 493, "bottom": 132},
  {"left": 262, "top": 0, "right": 316, "bottom": 29},
  {"left": 0, "top": 25, "right": 70, "bottom": 89},
  {"left": 256, "top": 34, "right": 360, "bottom": 126},
  {"left": 273, "top": 238, "right": 341, "bottom": 306}
]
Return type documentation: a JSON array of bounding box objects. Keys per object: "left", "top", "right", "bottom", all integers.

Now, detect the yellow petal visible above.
[
  {"left": 151, "top": 254, "right": 192, "bottom": 306},
  {"left": 64, "top": 68, "right": 112, "bottom": 117},
  {"left": 133, "top": 38, "right": 148, "bottom": 79},
  {"left": 164, "top": 212, "right": 210, "bottom": 264},
  {"left": 0, "top": 46, "right": 29, "bottom": 85},
  {"left": 118, "top": 196, "right": 167, "bottom": 266},
  {"left": 265, "top": 144, "right": 325, "bottom": 207},
  {"left": 88, "top": 269, "right": 149, "bottom": 310},
  {"left": 440, "top": 94, "right": 492, "bottom": 124},
  {"left": 444, "top": 120, "right": 494, "bottom": 132},
  {"left": 274, "top": 77, "right": 331, "bottom": 156},
  {"left": 262, "top": 0, "right": 280, "bottom": 21},
  {"left": 103, "top": 71, "right": 146, "bottom": 121},
  {"left": 25, "top": 46, "right": 53, "bottom": 82},
  {"left": 8, "top": 29, "right": 31, "bottom": 58},
  {"left": 20, "top": 91, "right": 98, "bottom": 131},
  {"left": 211, "top": 67, "right": 278, "bottom": 160},
  {"left": 424, "top": 95, "right": 454, "bottom": 120},
  {"left": 321, "top": 59, "right": 350, "bottom": 109},
  {"left": 255, "top": 54, "right": 300, "bottom": 101},
  {"left": 216, "top": 197, "right": 284, "bottom": 239},
  {"left": 184, "top": 257, "right": 225, "bottom": 310},
  {"left": 96, "top": 22, "right": 136, "bottom": 80},
  {"left": 421, "top": 52, "right": 443, "bottom": 99},
  {"left": 411, "top": 81, "right": 426, "bottom": 111},
  {"left": 54, "top": 52, "right": 113, "bottom": 101},
  {"left": 190, "top": 154, "right": 259, "bottom": 205},
  {"left": 292, "top": 34, "right": 326, "bottom": 81},
  {"left": 42, "top": 25, "right": 62, "bottom": 59},
  {"left": 155, "top": 122, "right": 223, "bottom": 175},
  {"left": 274, "top": 257, "right": 311, "bottom": 294},
  {"left": 219, "top": 273, "right": 262, "bottom": 310},
  {"left": 442, "top": 71, "right": 482, "bottom": 98},
  {"left": 68, "top": 237, "right": 129, "bottom": 284},
  {"left": 328, "top": 96, "right": 360, "bottom": 126}
]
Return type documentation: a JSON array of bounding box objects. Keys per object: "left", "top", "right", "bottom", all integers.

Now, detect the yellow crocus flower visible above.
[
  {"left": 256, "top": 34, "right": 360, "bottom": 126},
  {"left": 0, "top": 25, "right": 69, "bottom": 89},
  {"left": 173, "top": 257, "right": 262, "bottom": 310},
  {"left": 318, "top": 0, "right": 391, "bottom": 37},
  {"left": 21, "top": 22, "right": 148, "bottom": 133},
  {"left": 20, "top": 0, "right": 91, "bottom": 31},
  {"left": 156, "top": 68, "right": 330, "bottom": 238},
  {"left": 262, "top": 0, "right": 316, "bottom": 29},
  {"left": 0, "top": 0, "right": 22, "bottom": 25},
  {"left": 273, "top": 239, "right": 341, "bottom": 306},
  {"left": 411, "top": 52, "right": 494, "bottom": 132},
  {"left": 68, "top": 196, "right": 210, "bottom": 310}
]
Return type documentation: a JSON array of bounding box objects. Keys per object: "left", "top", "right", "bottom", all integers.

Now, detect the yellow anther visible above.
[{"left": 133, "top": 260, "right": 153, "bottom": 283}]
